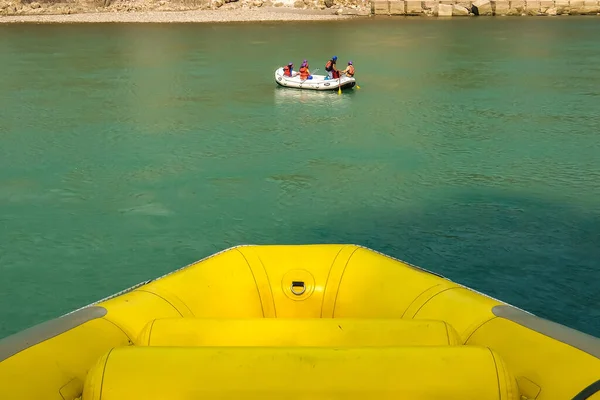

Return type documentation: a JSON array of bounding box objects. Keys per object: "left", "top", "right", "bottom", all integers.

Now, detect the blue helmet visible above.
[{"left": 332, "top": 56, "right": 338, "bottom": 61}]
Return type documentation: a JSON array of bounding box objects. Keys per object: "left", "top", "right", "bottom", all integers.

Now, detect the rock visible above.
[
  {"left": 405, "top": 0, "right": 422, "bottom": 13},
  {"left": 524, "top": 0, "right": 539, "bottom": 13},
  {"left": 494, "top": 0, "right": 509, "bottom": 14},
  {"left": 293, "top": 0, "right": 303, "bottom": 6},
  {"left": 583, "top": 0, "right": 600, "bottom": 13},
  {"left": 389, "top": 0, "right": 405, "bottom": 13},
  {"left": 324, "top": 0, "right": 333, "bottom": 6},
  {"left": 212, "top": 0, "right": 223, "bottom": 7},
  {"left": 546, "top": 5, "right": 557, "bottom": 12},
  {"left": 452, "top": 3, "right": 469, "bottom": 13},
  {"left": 539, "top": 0, "right": 553, "bottom": 12},
  {"left": 423, "top": 0, "right": 439, "bottom": 13},
  {"left": 29, "top": 1, "right": 39, "bottom": 7},
  {"left": 554, "top": 0, "right": 569, "bottom": 12},
  {"left": 438, "top": 2, "right": 452, "bottom": 14},
  {"left": 373, "top": 0, "right": 389, "bottom": 12},
  {"left": 273, "top": 1, "right": 283, "bottom": 5},
  {"left": 569, "top": 0, "right": 583, "bottom": 13},
  {"left": 472, "top": 0, "right": 492, "bottom": 14},
  {"left": 507, "top": 0, "right": 524, "bottom": 13}
]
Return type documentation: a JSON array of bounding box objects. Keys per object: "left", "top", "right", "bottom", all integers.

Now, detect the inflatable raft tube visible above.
[
  {"left": 83, "top": 346, "right": 519, "bottom": 400},
  {"left": 0, "top": 244, "right": 599, "bottom": 400},
  {"left": 136, "top": 318, "right": 462, "bottom": 347},
  {"left": 274, "top": 67, "right": 356, "bottom": 91}
]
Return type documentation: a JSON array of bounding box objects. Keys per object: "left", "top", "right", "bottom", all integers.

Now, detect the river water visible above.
[{"left": 0, "top": 18, "right": 599, "bottom": 338}]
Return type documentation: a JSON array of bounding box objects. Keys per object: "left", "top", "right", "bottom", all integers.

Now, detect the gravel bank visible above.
[{"left": 0, "top": 7, "right": 358, "bottom": 23}]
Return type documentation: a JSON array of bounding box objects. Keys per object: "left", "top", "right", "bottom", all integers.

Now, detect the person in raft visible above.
[
  {"left": 283, "top": 62, "right": 296, "bottom": 77},
  {"left": 324, "top": 56, "right": 340, "bottom": 80},
  {"left": 299, "top": 61, "right": 312, "bottom": 80},
  {"left": 342, "top": 61, "right": 355, "bottom": 77}
]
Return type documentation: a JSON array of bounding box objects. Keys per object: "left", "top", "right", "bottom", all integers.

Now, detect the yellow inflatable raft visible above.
[{"left": 1, "top": 244, "right": 599, "bottom": 400}]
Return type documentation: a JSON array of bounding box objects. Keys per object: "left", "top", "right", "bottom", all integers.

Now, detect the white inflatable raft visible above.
[{"left": 274, "top": 67, "right": 356, "bottom": 91}]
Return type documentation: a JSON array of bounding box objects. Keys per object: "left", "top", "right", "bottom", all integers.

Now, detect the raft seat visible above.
[
  {"left": 135, "top": 317, "right": 462, "bottom": 347},
  {"left": 82, "top": 345, "right": 520, "bottom": 400}
]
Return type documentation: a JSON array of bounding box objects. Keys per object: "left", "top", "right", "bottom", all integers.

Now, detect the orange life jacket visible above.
[
  {"left": 347, "top": 65, "right": 355, "bottom": 76},
  {"left": 299, "top": 66, "right": 309, "bottom": 79},
  {"left": 325, "top": 60, "right": 333, "bottom": 71},
  {"left": 283, "top": 65, "right": 292, "bottom": 77}
]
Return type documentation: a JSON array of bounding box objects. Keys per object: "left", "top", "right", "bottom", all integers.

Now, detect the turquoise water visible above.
[{"left": 0, "top": 18, "right": 599, "bottom": 339}]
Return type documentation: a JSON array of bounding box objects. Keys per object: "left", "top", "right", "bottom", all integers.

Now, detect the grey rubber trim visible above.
[
  {"left": 492, "top": 305, "right": 600, "bottom": 359},
  {"left": 572, "top": 380, "right": 600, "bottom": 400},
  {"left": 0, "top": 306, "right": 107, "bottom": 362}
]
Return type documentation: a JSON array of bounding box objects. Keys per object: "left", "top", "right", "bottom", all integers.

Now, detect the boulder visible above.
[
  {"left": 373, "top": 0, "right": 389, "bottom": 12},
  {"left": 438, "top": 2, "right": 452, "bottom": 13},
  {"left": 472, "top": 0, "right": 492, "bottom": 14},
  {"left": 405, "top": 0, "right": 422, "bottom": 12},
  {"left": 293, "top": 0, "right": 304, "bottom": 6},
  {"left": 494, "top": 0, "right": 510, "bottom": 13},
  {"left": 452, "top": 3, "right": 469, "bottom": 13},
  {"left": 508, "top": 0, "right": 525, "bottom": 13},
  {"left": 568, "top": 0, "right": 583, "bottom": 12},
  {"left": 546, "top": 5, "right": 557, "bottom": 11},
  {"left": 324, "top": 0, "right": 333, "bottom": 6},
  {"left": 539, "top": 0, "right": 554, "bottom": 11},
  {"left": 525, "top": 0, "right": 540, "bottom": 13},
  {"left": 389, "top": 0, "right": 405, "bottom": 13},
  {"left": 583, "top": 0, "right": 599, "bottom": 13},
  {"left": 554, "top": 0, "right": 568, "bottom": 12},
  {"left": 423, "top": 0, "right": 439, "bottom": 13}
]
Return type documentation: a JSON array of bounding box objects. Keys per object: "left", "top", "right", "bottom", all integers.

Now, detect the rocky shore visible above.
[
  {"left": 1, "top": 0, "right": 598, "bottom": 21},
  {"left": 374, "top": 0, "right": 600, "bottom": 16},
  {"left": 0, "top": 0, "right": 369, "bottom": 21}
]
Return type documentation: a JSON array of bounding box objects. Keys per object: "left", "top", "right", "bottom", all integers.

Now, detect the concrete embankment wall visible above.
[{"left": 371, "top": 0, "right": 600, "bottom": 15}]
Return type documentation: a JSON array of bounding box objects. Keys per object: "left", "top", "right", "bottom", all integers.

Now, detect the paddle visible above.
[{"left": 300, "top": 68, "right": 319, "bottom": 83}]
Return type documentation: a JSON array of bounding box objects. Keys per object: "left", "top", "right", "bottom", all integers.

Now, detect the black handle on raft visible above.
[{"left": 290, "top": 281, "right": 306, "bottom": 296}]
